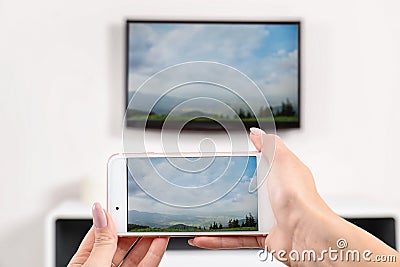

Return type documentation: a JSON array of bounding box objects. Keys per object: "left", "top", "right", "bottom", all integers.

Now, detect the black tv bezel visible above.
[{"left": 125, "top": 19, "right": 301, "bottom": 130}]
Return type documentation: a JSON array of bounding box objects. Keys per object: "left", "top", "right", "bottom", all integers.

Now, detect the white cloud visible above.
[
  {"left": 277, "top": 49, "right": 286, "bottom": 55},
  {"left": 127, "top": 156, "right": 257, "bottom": 216},
  {"left": 130, "top": 24, "right": 269, "bottom": 79}
]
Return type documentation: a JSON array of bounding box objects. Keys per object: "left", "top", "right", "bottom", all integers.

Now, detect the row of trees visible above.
[
  {"left": 237, "top": 99, "right": 296, "bottom": 119},
  {"left": 209, "top": 222, "right": 223, "bottom": 230},
  {"left": 209, "top": 213, "right": 257, "bottom": 230}
]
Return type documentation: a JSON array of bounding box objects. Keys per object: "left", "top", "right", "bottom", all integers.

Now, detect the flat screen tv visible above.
[{"left": 126, "top": 20, "right": 300, "bottom": 130}]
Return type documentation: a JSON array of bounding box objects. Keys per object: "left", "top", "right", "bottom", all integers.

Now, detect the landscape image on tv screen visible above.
[{"left": 126, "top": 21, "right": 300, "bottom": 129}]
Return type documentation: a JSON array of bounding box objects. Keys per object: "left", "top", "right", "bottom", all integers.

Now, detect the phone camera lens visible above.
[{"left": 116, "top": 207, "right": 119, "bottom": 210}]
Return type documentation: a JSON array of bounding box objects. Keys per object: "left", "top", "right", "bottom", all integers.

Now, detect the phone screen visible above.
[{"left": 127, "top": 155, "right": 258, "bottom": 233}]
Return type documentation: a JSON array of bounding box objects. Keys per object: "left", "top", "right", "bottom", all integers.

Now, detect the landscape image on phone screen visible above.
[{"left": 127, "top": 156, "right": 258, "bottom": 232}]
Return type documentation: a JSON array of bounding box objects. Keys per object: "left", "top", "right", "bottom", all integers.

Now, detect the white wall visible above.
[{"left": 1, "top": 0, "right": 400, "bottom": 265}]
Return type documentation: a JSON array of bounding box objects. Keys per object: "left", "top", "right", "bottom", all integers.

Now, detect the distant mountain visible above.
[
  {"left": 128, "top": 209, "right": 252, "bottom": 229},
  {"left": 127, "top": 91, "right": 252, "bottom": 116},
  {"left": 173, "top": 110, "right": 222, "bottom": 118},
  {"left": 168, "top": 224, "right": 196, "bottom": 230},
  {"left": 127, "top": 91, "right": 181, "bottom": 114},
  {"left": 127, "top": 91, "right": 298, "bottom": 118},
  {"left": 128, "top": 210, "right": 199, "bottom": 228}
]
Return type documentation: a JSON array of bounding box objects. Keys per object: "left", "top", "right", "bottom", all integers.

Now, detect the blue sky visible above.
[
  {"left": 128, "top": 22, "right": 299, "bottom": 109},
  {"left": 127, "top": 156, "right": 258, "bottom": 217},
  {"left": 253, "top": 24, "right": 299, "bottom": 58},
  {"left": 129, "top": 23, "right": 298, "bottom": 70}
]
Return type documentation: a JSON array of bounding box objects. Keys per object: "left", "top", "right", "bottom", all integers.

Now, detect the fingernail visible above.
[
  {"left": 188, "top": 239, "right": 194, "bottom": 246},
  {"left": 92, "top": 202, "right": 107, "bottom": 228},
  {"left": 250, "top": 127, "right": 266, "bottom": 136}
]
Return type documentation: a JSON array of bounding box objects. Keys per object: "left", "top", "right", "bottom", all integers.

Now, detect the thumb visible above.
[
  {"left": 85, "top": 202, "right": 117, "bottom": 267},
  {"left": 249, "top": 127, "right": 265, "bottom": 151},
  {"left": 249, "top": 128, "right": 276, "bottom": 163}
]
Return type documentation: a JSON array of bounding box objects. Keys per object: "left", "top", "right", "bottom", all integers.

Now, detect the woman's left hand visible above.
[{"left": 68, "top": 202, "right": 169, "bottom": 267}]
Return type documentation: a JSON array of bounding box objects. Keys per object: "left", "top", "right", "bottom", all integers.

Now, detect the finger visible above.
[
  {"left": 68, "top": 227, "right": 95, "bottom": 266},
  {"left": 112, "top": 236, "right": 140, "bottom": 265},
  {"left": 250, "top": 127, "right": 267, "bottom": 151},
  {"left": 250, "top": 129, "right": 281, "bottom": 165},
  {"left": 264, "top": 232, "right": 273, "bottom": 251},
  {"left": 137, "top": 237, "right": 169, "bottom": 267},
  {"left": 120, "top": 237, "right": 153, "bottom": 266},
  {"left": 84, "top": 203, "right": 118, "bottom": 267},
  {"left": 250, "top": 132, "right": 263, "bottom": 152},
  {"left": 189, "top": 236, "right": 265, "bottom": 249},
  {"left": 107, "top": 207, "right": 117, "bottom": 234}
]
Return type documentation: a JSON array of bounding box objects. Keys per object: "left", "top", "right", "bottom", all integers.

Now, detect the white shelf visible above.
[{"left": 45, "top": 200, "right": 400, "bottom": 267}]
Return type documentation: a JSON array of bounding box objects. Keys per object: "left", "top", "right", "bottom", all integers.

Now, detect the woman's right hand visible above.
[
  {"left": 189, "top": 129, "right": 381, "bottom": 267},
  {"left": 189, "top": 129, "right": 338, "bottom": 254}
]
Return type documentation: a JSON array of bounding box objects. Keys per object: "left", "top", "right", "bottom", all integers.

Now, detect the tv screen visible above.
[{"left": 126, "top": 20, "right": 300, "bottom": 130}]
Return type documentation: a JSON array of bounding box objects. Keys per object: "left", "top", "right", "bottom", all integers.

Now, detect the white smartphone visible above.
[{"left": 107, "top": 152, "right": 275, "bottom": 236}]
